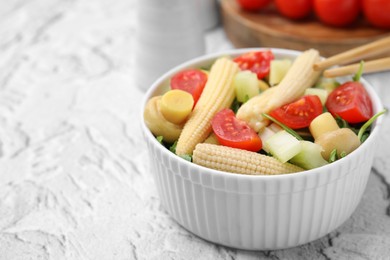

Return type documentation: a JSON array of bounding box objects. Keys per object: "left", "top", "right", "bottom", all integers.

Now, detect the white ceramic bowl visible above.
[{"left": 140, "top": 48, "right": 385, "bottom": 250}]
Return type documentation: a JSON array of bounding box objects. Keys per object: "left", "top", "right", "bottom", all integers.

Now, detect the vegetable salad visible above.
[{"left": 143, "top": 49, "right": 385, "bottom": 174}]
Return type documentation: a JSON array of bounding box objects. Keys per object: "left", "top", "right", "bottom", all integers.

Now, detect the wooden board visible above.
[{"left": 221, "top": 0, "right": 390, "bottom": 58}]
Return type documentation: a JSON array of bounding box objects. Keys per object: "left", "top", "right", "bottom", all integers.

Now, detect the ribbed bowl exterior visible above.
[
  {"left": 144, "top": 133, "right": 376, "bottom": 250},
  {"left": 141, "top": 48, "right": 384, "bottom": 250}
]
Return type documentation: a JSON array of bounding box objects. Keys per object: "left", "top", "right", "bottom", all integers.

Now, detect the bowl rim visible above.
[{"left": 141, "top": 47, "right": 385, "bottom": 182}]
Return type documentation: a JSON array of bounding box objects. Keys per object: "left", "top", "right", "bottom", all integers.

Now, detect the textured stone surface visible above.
[{"left": 0, "top": 0, "right": 390, "bottom": 259}]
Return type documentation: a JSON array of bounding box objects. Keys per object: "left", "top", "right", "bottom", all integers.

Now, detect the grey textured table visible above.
[{"left": 1, "top": 0, "right": 390, "bottom": 259}]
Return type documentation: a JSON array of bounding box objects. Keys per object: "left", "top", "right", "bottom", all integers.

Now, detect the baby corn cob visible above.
[
  {"left": 193, "top": 143, "right": 303, "bottom": 175},
  {"left": 236, "top": 49, "right": 322, "bottom": 132},
  {"left": 175, "top": 58, "right": 239, "bottom": 156}
]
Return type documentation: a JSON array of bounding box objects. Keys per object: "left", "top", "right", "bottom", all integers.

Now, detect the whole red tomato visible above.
[
  {"left": 275, "top": 0, "right": 312, "bottom": 20},
  {"left": 236, "top": 0, "right": 271, "bottom": 11},
  {"left": 314, "top": 0, "right": 360, "bottom": 27},
  {"left": 362, "top": 0, "right": 390, "bottom": 29}
]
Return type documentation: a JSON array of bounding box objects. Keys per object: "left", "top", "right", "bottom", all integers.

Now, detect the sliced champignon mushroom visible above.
[
  {"left": 144, "top": 96, "right": 183, "bottom": 143},
  {"left": 314, "top": 128, "right": 361, "bottom": 160},
  {"left": 309, "top": 112, "right": 361, "bottom": 161}
]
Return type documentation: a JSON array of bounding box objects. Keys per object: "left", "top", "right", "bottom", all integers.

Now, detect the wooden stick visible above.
[
  {"left": 323, "top": 57, "right": 390, "bottom": 78},
  {"left": 313, "top": 36, "right": 390, "bottom": 71}
]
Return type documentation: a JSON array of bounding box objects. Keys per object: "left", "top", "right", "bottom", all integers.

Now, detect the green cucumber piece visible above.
[
  {"left": 314, "top": 77, "right": 340, "bottom": 93},
  {"left": 269, "top": 59, "right": 292, "bottom": 86},
  {"left": 258, "top": 127, "right": 276, "bottom": 153},
  {"left": 290, "top": 141, "right": 329, "bottom": 170},
  {"left": 233, "top": 71, "right": 260, "bottom": 103},
  {"left": 304, "top": 88, "right": 328, "bottom": 105},
  {"left": 265, "top": 130, "right": 301, "bottom": 163}
]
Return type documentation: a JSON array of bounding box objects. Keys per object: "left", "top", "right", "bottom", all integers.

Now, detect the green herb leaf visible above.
[
  {"left": 262, "top": 113, "right": 303, "bottom": 140},
  {"left": 352, "top": 61, "right": 364, "bottom": 82},
  {"left": 340, "top": 151, "right": 347, "bottom": 158},
  {"left": 357, "top": 109, "right": 387, "bottom": 142},
  {"left": 334, "top": 115, "right": 360, "bottom": 135},
  {"left": 335, "top": 115, "right": 350, "bottom": 129},
  {"left": 329, "top": 149, "right": 338, "bottom": 163},
  {"left": 169, "top": 141, "right": 178, "bottom": 153},
  {"left": 323, "top": 106, "right": 329, "bottom": 113},
  {"left": 156, "top": 136, "right": 164, "bottom": 144},
  {"left": 231, "top": 98, "right": 241, "bottom": 114},
  {"left": 360, "top": 132, "right": 370, "bottom": 143},
  {"left": 180, "top": 154, "right": 192, "bottom": 162},
  {"left": 200, "top": 66, "right": 211, "bottom": 71}
]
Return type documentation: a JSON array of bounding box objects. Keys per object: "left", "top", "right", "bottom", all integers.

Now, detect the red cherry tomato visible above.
[
  {"left": 233, "top": 51, "right": 274, "bottom": 80},
  {"left": 275, "top": 0, "right": 312, "bottom": 20},
  {"left": 313, "top": 0, "right": 360, "bottom": 27},
  {"left": 270, "top": 95, "right": 323, "bottom": 129},
  {"left": 236, "top": 0, "right": 271, "bottom": 11},
  {"left": 326, "top": 82, "right": 373, "bottom": 124},
  {"left": 170, "top": 69, "right": 207, "bottom": 106},
  {"left": 212, "top": 109, "right": 262, "bottom": 152},
  {"left": 362, "top": 0, "right": 390, "bottom": 29}
]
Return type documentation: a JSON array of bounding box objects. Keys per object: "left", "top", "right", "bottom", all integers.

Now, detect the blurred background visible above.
[{"left": 0, "top": 0, "right": 389, "bottom": 259}]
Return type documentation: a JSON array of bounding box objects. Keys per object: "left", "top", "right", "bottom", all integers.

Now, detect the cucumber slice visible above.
[
  {"left": 315, "top": 77, "right": 340, "bottom": 93},
  {"left": 304, "top": 88, "right": 328, "bottom": 105},
  {"left": 265, "top": 130, "right": 301, "bottom": 163},
  {"left": 268, "top": 123, "right": 283, "bottom": 133},
  {"left": 258, "top": 127, "right": 276, "bottom": 153},
  {"left": 290, "top": 141, "right": 329, "bottom": 170},
  {"left": 233, "top": 71, "right": 260, "bottom": 103},
  {"left": 269, "top": 59, "right": 292, "bottom": 86}
]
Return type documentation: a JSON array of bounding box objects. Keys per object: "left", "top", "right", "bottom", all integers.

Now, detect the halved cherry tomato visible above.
[
  {"left": 236, "top": 0, "right": 271, "bottom": 11},
  {"left": 233, "top": 51, "right": 274, "bottom": 80},
  {"left": 270, "top": 95, "right": 323, "bottom": 129},
  {"left": 212, "top": 109, "right": 262, "bottom": 152},
  {"left": 326, "top": 82, "right": 373, "bottom": 124},
  {"left": 170, "top": 69, "right": 207, "bottom": 106},
  {"left": 275, "top": 0, "right": 312, "bottom": 20}
]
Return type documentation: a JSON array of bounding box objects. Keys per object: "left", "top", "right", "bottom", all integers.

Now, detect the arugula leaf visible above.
[
  {"left": 357, "top": 109, "right": 387, "bottom": 142},
  {"left": 335, "top": 115, "right": 350, "bottom": 129},
  {"left": 169, "top": 141, "right": 178, "bottom": 153},
  {"left": 360, "top": 132, "right": 370, "bottom": 143},
  {"left": 334, "top": 115, "right": 360, "bottom": 135},
  {"left": 231, "top": 98, "right": 241, "bottom": 114},
  {"left": 180, "top": 154, "right": 192, "bottom": 162},
  {"left": 262, "top": 113, "right": 303, "bottom": 140},
  {"left": 329, "top": 149, "right": 338, "bottom": 163},
  {"left": 156, "top": 136, "right": 164, "bottom": 144},
  {"left": 352, "top": 61, "right": 364, "bottom": 82}
]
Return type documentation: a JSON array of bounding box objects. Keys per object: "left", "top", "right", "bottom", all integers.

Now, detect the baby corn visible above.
[
  {"left": 193, "top": 143, "right": 303, "bottom": 175},
  {"left": 236, "top": 49, "right": 322, "bottom": 132},
  {"left": 175, "top": 58, "right": 239, "bottom": 156}
]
